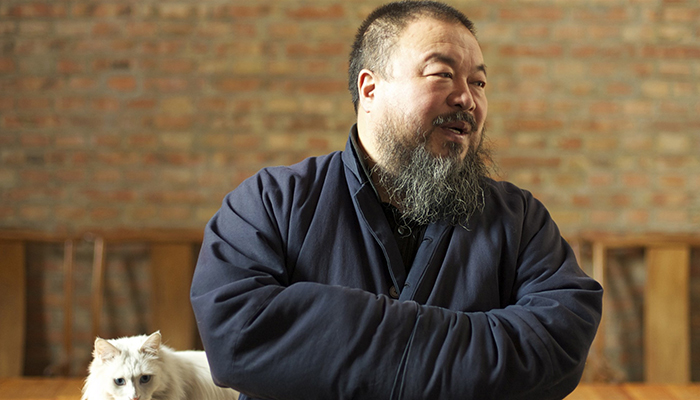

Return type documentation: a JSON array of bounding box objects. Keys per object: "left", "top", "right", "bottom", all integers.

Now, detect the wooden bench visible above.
[
  {"left": 0, "top": 229, "right": 203, "bottom": 377},
  {"left": 574, "top": 232, "right": 700, "bottom": 383}
]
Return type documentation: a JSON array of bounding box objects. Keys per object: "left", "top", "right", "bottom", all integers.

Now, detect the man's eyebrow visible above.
[{"left": 424, "top": 53, "right": 488, "bottom": 77}]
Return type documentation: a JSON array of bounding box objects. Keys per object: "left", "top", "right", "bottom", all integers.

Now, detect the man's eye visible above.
[
  {"left": 436, "top": 72, "right": 453, "bottom": 78},
  {"left": 473, "top": 81, "right": 486, "bottom": 88}
]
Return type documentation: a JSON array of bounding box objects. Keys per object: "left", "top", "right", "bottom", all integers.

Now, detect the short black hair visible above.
[{"left": 348, "top": 1, "right": 476, "bottom": 113}]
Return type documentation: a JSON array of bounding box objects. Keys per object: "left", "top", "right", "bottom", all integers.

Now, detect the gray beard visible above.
[{"left": 370, "top": 112, "right": 491, "bottom": 228}]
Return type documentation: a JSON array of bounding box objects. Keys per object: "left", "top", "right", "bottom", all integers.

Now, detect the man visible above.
[{"left": 191, "top": 1, "right": 603, "bottom": 399}]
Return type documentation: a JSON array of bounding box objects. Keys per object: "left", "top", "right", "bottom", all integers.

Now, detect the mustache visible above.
[{"left": 432, "top": 111, "right": 477, "bottom": 133}]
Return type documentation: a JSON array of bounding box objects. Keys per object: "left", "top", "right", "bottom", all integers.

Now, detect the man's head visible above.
[
  {"left": 350, "top": 1, "right": 492, "bottom": 227},
  {"left": 349, "top": 1, "right": 476, "bottom": 113}
]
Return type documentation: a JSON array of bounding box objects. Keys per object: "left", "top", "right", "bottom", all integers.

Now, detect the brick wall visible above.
[{"left": 1, "top": 0, "right": 698, "bottom": 235}]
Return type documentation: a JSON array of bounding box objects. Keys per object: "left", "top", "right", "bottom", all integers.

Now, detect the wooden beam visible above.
[
  {"left": 0, "top": 241, "right": 26, "bottom": 377},
  {"left": 150, "top": 243, "right": 196, "bottom": 351},
  {"left": 644, "top": 245, "right": 690, "bottom": 383}
]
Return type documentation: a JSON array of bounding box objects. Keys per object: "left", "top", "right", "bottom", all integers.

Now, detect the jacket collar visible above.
[{"left": 342, "top": 124, "right": 381, "bottom": 201}]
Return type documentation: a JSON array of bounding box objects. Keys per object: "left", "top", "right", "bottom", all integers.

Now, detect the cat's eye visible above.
[
  {"left": 140, "top": 375, "right": 152, "bottom": 384},
  {"left": 114, "top": 378, "right": 126, "bottom": 386}
]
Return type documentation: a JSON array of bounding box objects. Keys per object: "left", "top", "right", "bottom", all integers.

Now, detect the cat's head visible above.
[{"left": 82, "top": 331, "right": 166, "bottom": 400}]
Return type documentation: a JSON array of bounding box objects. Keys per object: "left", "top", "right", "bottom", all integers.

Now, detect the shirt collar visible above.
[{"left": 349, "top": 125, "right": 382, "bottom": 201}]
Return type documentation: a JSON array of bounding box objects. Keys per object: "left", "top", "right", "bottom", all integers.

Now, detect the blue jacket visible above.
[{"left": 190, "top": 129, "right": 603, "bottom": 400}]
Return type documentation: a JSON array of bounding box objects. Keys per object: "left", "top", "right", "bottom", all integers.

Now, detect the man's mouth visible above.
[
  {"left": 433, "top": 112, "right": 476, "bottom": 136},
  {"left": 441, "top": 121, "right": 471, "bottom": 136}
]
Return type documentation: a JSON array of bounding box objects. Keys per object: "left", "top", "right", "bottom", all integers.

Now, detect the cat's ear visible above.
[
  {"left": 94, "top": 338, "right": 121, "bottom": 362},
  {"left": 140, "top": 331, "right": 162, "bottom": 355}
]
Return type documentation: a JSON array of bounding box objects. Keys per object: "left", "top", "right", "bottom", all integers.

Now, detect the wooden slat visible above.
[
  {"left": 90, "top": 237, "right": 106, "bottom": 340},
  {"left": 589, "top": 241, "right": 607, "bottom": 377},
  {"left": 644, "top": 245, "right": 691, "bottom": 384},
  {"left": 150, "top": 243, "right": 196, "bottom": 351},
  {"left": 0, "top": 241, "right": 26, "bottom": 377},
  {"left": 61, "top": 240, "right": 75, "bottom": 376}
]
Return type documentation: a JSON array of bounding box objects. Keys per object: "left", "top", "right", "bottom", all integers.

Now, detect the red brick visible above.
[
  {"left": 572, "top": 195, "right": 592, "bottom": 207},
  {"left": 623, "top": 209, "right": 649, "bottom": 225},
  {"left": 90, "top": 207, "right": 121, "bottom": 221},
  {"left": 56, "top": 97, "right": 86, "bottom": 110},
  {"left": 571, "top": 45, "right": 635, "bottom": 58},
  {"left": 92, "top": 58, "right": 132, "bottom": 71},
  {"left": 148, "top": 115, "right": 193, "bottom": 130},
  {"left": 17, "top": 97, "right": 51, "bottom": 110},
  {"left": 20, "top": 169, "right": 51, "bottom": 184},
  {"left": 8, "top": 3, "right": 67, "bottom": 18},
  {"left": 68, "top": 77, "right": 97, "bottom": 90},
  {"left": 126, "top": 98, "right": 157, "bottom": 110},
  {"left": 0, "top": 58, "right": 15, "bottom": 73},
  {"left": 71, "top": 4, "right": 132, "bottom": 17},
  {"left": 20, "top": 133, "right": 50, "bottom": 147},
  {"left": 141, "top": 40, "right": 185, "bottom": 55},
  {"left": 506, "top": 118, "right": 564, "bottom": 132},
  {"left": 159, "top": 206, "right": 191, "bottom": 221},
  {"left": 285, "top": 42, "right": 346, "bottom": 57},
  {"left": 269, "top": 23, "right": 300, "bottom": 39},
  {"left": 217, "top": 78, "right": 262, "bottom": 92},
  {"left": 574, "top": 7, "right": 629, "bottom": 22},
  {"left": 286, "top": 5, "right": 344, "bottom": 19},
  {"left": 211, "top": 5, "right": 271, "bottom": 19},
  {"left": 57, "top": 59, "right": 83, "bottom": 74},
  {"left": 92, "top": 22, "right": 121, "bottom": 36},
  {"left": 157, "top": 4, "right": 196, "bottom": 19},
  {"left": 499, "top": 44, "right": 563, "bottom": 58},
  {"left": 499, "top": 7, "right": 564, "bottom": 21},
  {"left": 590, "top": 101, "right": 621, "bottom": 114},
  {"left": 606, "top": 83, "right": 633, "bottom": 96},
  {"left": 160, "top": 22, "right": 195, "bottom": 36},
  {"left": 642, "top": 45, "right": 700, "bottom": 59},
  {"left": 107, "top": 76, "right": 137, "bottom": 91},
  {"left": 144, "top": 78, "right": 189, "bottom": 92},
  {"left": 159, "top": 59, "right": 195, "bottom": 73},
  {"left": 91, "top": 169, "right": 121, "bottom": 183},
  {"left": 558, "top": 138, "right": 582, "bottom": 150},
  {"left": 126, "top": 22, "right": 158, "bottom": 37},
  {"left": 19, "top": 205, "right": 51, "bottom": 220},
  {"left": 83, "top": 189, "right": 135, "bottom": 202},
  {"left": 92, "top": 97, "right": 120, "bottom": 112},
  {"left": 499, "top": 157, "right": 561, "bottom": 168}
]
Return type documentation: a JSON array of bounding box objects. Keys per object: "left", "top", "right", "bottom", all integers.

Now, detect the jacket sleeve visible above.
[{"left": 190, "top": 173, "right": 603, "bottom": 400}]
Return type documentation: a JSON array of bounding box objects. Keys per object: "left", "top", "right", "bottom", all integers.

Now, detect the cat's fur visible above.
[{"left": 82, "top": 331, "right": 239, "bottom": 400}]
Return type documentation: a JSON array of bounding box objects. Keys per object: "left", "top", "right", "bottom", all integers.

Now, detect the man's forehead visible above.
[{"left": 396, "top": 17, "right": 484, "bottom": 65}]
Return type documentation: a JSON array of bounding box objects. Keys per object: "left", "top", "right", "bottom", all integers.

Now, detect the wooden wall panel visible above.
[
  {"left": 149, "top": 243, "right": 196, "bottom": 351},
  {"left": 644, "top": 245, "right": 691, "bottom": 383},
  {"left": 0, "top": 241, "right": 26, "bottom": 377}
]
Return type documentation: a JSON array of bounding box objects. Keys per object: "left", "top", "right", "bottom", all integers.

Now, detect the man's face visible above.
[{"left": 373, "top": 17, "right": 488, "bottom": 161}]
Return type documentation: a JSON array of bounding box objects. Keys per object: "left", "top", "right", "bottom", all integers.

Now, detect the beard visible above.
[{"left": 370, "top": 110, "right": 492, "bottom": 228}]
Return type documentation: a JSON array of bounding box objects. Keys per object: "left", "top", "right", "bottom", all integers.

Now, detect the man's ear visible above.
[{"left": 357, "top": 69, "right": 377, "bottom": 113}]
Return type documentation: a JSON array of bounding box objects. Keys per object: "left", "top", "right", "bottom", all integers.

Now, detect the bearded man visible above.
[{"left": 191, "top": 2, "right": 602, "bottom": 399}]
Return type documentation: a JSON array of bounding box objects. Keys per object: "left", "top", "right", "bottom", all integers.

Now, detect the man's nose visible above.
[{"left": 449, "top": 82, "right": 476, "bottom": 112}]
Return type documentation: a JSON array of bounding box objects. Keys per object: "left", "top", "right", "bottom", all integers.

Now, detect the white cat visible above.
[{"left": 82, "top": 331, "right": 239, "bottom": 400}]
